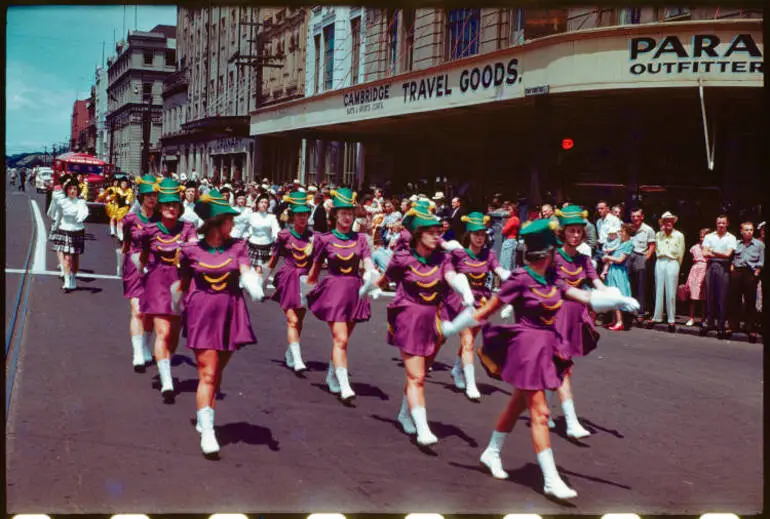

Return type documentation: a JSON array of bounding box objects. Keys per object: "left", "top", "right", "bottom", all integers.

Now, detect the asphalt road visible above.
[{"left": 5, "top": 188, "right": 763, "bottom": 515}]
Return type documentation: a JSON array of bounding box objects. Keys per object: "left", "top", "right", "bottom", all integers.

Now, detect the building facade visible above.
[
  {"left": 94, "top": 67, "right": 109, "bottom": 162},
  {"left": 70, "top": 99, "right": 89, "bottom": 152},
  {"left": 105, "top": 25, "right": 177, "bottom": 175},
  {"left": 251, "top": 6, "right": 764, "bottom": 228},
  {"left": 160, "top": 69, "right": 189, "bottom": 176}
]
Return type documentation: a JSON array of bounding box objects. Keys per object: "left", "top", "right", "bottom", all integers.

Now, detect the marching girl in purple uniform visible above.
[
  {"left": 261, "top": 191, "right": 315, "bottom": 373},
  {"left": 441, "top": 219, "right": 639, "bottom": 500},
  {"left": 370, "top": 205, "right": 477, "bottom": 446},
  {"left": 171, "top": 188, "right": 263, "bottom": 457},
  {"left": 121, "top": 175, "right": 159, "bottom": 372},
  {"left": 549, "top": 205, "right": 617, "bottom": 438},
  {"left": 302, "top": 188, "right": 380, "bottom": 404},
  {"left": 134, "top": 178, "right": 198, "bottom": 403},
  {"left": 444, "top": 212, "right": 511, "bottom": 401}
]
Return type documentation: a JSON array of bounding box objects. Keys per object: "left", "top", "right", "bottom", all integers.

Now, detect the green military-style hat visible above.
[
  {"left": 556, "top": 204, "right": 589, "bottom": 227},
  {"left": 136, "top": 174, "right": 160, "bottom": 195},
  {"left": 194, "top": 188, "right": 239, "bottom": 221},
  {"left": 283, "top": 191, "right": 312, "bottom": 214},
  {"left": 156, "top": 177, "right": 184, "bottom": 204},
  {"left": 330, "top": 187, "right": 357, "bottom": 208},
  {"left": 461, "top": 211, "right": 490, "bottom": 232},
  {"left": 520, "top": 218, "right": 560, "bottom": 253},
  {"left": 405, "top": 200, "right": 441, "bottom": 232}
]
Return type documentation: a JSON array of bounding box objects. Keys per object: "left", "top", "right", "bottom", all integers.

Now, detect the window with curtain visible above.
[
  {"left": 351, "top": 17, "right": 361, "bottom": 85},
  {"left": 386, "top": 8, "right": 398, "bottom": 73},
  {"left": 323, "top": 24, "right": 335, "bottom": 90},
  {"left": 619, "top": 7, "right": 641, "bottom": 24},
  {"left": 402, "top": 9, "right": 415, "bottom": 72},
  {"left": 314, "top": 34, "right": 321, "bottom": 94},
  {"left": 445, "top": 9, "right": 481, "bottom": 61}
]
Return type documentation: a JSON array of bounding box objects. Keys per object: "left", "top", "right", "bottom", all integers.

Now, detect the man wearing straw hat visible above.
[{"left": 649, "top": 211, "right": 685, "bottom": 332}]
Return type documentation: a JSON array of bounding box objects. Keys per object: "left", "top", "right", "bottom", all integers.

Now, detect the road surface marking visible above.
[{"left": 29, "top": 199, "right": 48, "bottom": 273}]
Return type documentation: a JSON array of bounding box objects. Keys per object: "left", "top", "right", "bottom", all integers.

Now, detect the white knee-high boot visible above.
[
  {"left": 450, "top": 356, "right": 465, "bottom": 389},
  {"left": 409, "top": 406, "right": 438, "bottom": 446},
  {"left": 289, "top": 342, "right": 306, "bottom": 372},
  {"left": 142, "top": 331, "right": 153, "bottom": 363},
  {"left": 545, "top": 390, "right": 556, "bottom": 429},
  {"left": 131, "top": 335, "right": 145, "bottom": 371},
  {"left": 326, "top": 364, "right": 340, "bottom": 393},
  {"left": 562, "top": 399, "right": 590, "bottom": 439},
  {"left": 157, "top": 358, "right": 174, "bottom": 400},
  {"left": 463, "top": 363, "right": 481, "bottom": 400},
  {"left": 480, "top": 431, "right": 509, "bottom": 479},
  {"left": 335, "top": 367, "right": 355, "bottom": 401},
  {"left": 197, "top": 407, "right": 220, "bottom": 455},
  {"left": 115, "top": 249, "right": 123, "bottom": 277},
  {"left": 537, "top": 448, "right": 577, "bottom": 499},
  {"left": 397, "top": 395, "right": 416, "bottom": 434}
]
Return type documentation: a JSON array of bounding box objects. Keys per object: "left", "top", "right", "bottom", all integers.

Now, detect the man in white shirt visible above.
[
  {"left": 628, "top": 208, "right": 657, "bottom": 319},
  {"left": 650, "top": 212, "right": 685, "bottom": 330},
  {"left": 700, "top": 214, "right": 737, "bottom": 338}
]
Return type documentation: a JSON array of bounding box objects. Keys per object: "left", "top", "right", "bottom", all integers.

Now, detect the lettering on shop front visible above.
[
  {"left": 628, "top": 33, "right": 763, "bottom": 75},
  {"left": 344, "top": 85, "right": 390, "bottom": 115},
  {"left": 400, "top": 58, "right": 520, "bottom": 103}
]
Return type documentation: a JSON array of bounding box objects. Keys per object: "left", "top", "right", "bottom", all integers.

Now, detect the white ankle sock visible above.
[
  {"left": 335, "top": 367, "right": 353, "bottom": 394},
  {"left": 142, "top": 332, "right": 153, "bottom": 362},
  {"left": 157, "top": 358, "right": 173, "bottom": 390},
  {"left": 289, "top": 342, "right": 304, "bottom": 366},
  {"left": 131, "top": 335, "right": 145, "bottom": 365},
  {"left": 561, "top": 398, "right": 579, "bottom": 427},
  {"left": 410, "top": 406, "right": 432, "bottom": 437},
  {"left": 486, "top": 430, "right": 508, "bottom": 453},
  {"left": 463, "top": 364, "right": 478, "bottom": 388}
]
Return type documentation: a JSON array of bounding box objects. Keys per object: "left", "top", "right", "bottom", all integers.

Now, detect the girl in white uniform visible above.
[
  {"left": 244, "top": 194, "right": 281, "bottom": 268},
  {"left": 230, "top": 190, "right": 253, "bottom": 240},
  {"left": 50, "top": 176, "right": 90, "bottom": 291}
]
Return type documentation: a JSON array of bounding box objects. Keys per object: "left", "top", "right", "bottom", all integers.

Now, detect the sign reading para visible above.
[{"left": 628, "top": 33, "right": 763, "bottom": 75}]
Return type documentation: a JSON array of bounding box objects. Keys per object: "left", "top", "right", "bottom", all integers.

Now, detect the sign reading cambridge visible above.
[{"left": 629, "top": 33, "right": 763, "bottom": 75}]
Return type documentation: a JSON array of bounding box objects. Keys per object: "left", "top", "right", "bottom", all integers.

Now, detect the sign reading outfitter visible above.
[{"left": 629, "top": 33, "right": 763, "bottom": 75}]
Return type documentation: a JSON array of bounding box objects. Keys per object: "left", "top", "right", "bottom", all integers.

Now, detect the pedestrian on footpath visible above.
[
  {"left": 684, "top": 228, "right": 710, "bottom": 327},
  {"left": 121, "top": 175, "right": 159, "bottom": 372},
  {"left": 302, "top": 188, "right": 378, "bottom": 404},
  {"left": 369, "top": 205, "right": 477, "bottom": 446},
  {"left": 548, "top": 205, "right": 615, "bottom": 439},
  {"left": 135, "top": 178, "right": 198, "bottom": 403},
  {"left": 700, "top": 215, "right": 737, "bottom": 339},
  {"left": 262, "top": 191, "right": 315, "bottom": 373},
  {"left": 648, "top": 212, "right": 685, "bottom": 332},
  {"left": 440, "top": 219, "right": 640, "bottom": 500},
  {"left": 601, "top": 223, "right": 635, "bottom": 331},
  {"left": 50, "top": 176, "right": 89, "bottom": 292},
  {"left": 444, "top": 211, "right": 511, "bottom": 402},
  {"left": 727, "top": 221, "right": 764, "bottom": 342},
  {"left": 171, "top": 188, "right": 262, "bottom": 457}
]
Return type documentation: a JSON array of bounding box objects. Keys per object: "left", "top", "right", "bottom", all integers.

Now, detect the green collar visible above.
[
  {"left": 557, "top": 247, "right": 574, "bottom": 263},
  {"left": 411, "top": 249, "right": 430, "bottom": 265},
  {"left": 524, "top": 265, "right": 548, "bottom": 286},
  {"left": 157, "top": 221, "right": 180, "bottom": 236},
  {"left": 332, "top": 229, "right": 356, "bottom": 241},
  {"left": 201, "top": 239, "right": 229, "bottom": 254},
  {"left": 465, "top": 247, "right": 481, "bottom": 260},
  {"left": 290, "top": 226, "right": 310, "bottom": 241},
  {"left": 137, "top": 211, "right": 151, "bottom": 224}
]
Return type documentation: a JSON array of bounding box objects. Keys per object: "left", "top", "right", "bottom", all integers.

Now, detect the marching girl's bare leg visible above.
[{"left": 402, "top": 352, "right": 438, "bottom": 446}]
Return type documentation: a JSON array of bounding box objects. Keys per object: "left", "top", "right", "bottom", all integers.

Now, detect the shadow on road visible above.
[
  {"left": 216, "top": 421, "right": 280, "bottom": 451},
  {"left": 69, "top": 286, "right": 103, "bottom": 294},
  {"left": 171, "top": 354, "right": 198, "bottom": 369},
  {"left": 175, "top": 377, "right": 226, "bottom": 400},
  {"left": 430, "top": 420, "right": 479, "bottom": 447},
  {"left": 350, "top": 381, "right": 390, "bottom": 401},
  {"left": 559, "top": 466, "right": 632, "bottom": 490},
  {"left": 577, "top": 417, "right": 625, "bottom": 439}
]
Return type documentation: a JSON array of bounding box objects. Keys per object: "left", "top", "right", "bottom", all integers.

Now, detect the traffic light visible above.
[{"left": 561, "top": 138, "right": 574, "bottom": 151}]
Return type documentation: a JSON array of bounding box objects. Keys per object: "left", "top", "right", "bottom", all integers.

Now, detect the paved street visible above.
[{"left": 5, "top": 187, "right": 763, "bottom": 515}]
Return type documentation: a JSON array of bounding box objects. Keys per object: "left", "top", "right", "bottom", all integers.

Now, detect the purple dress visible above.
[
  {"left": 482, "top": 268, "right": 571, "bottom": 390},
  {"left": 140, "top": 221, "right": 198, "bottom": 316},
  {"left": 179, "top": 240, "right": 257, "bottom": 351},
  {"left": 445, "top": 247, "right": 500, "bottom": 319},
  {"left": 384, "top": 249, "right": 452, "bottom": 357},
  {"left": 270, "top": 227, "right": 314, "bottom": 310},
  {"left": 394, "top": 229, "right": 412, "bottom": 252},
  {"left": 552, "top": 248, "right": 599, "bottom": 357},
  {"left": 306, "top": 232, "right": 372, "bottom": 323},
  {"left": 122, "top": 212, "right": 157, "bottom": 299}
]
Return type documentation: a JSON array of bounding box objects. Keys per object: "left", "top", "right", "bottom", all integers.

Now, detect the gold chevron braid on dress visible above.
[
  {"left": 419, "top": 292, "right": 438, "bottom": 302},
  {"left": 198, "top": 258, "right": 233, "bottom": 269},
  {"left": 339, "top": 266, "right": 353, "bottom": 274},
  {"left": 203, "top": 272, "right": 230, "bottom": 284},
  {"left": 291, "top": 243, "right": 312, "bottom": 253},
  {"left": 156, "top": 234, "right": 181, "bottom": 244},
  {"left": 467, "top": 272, "right": 487, "bottom": 280},
  {"left": 531, "top": 286, "right": 557, "bottom": 298},
  {"left": 539, "top": 315, "right": 556, "bottom": 325},
  {"left": 295, "top": 261, "right": 309, "bottom": 268},
  {"left": 409, "top": 265, "right": 438, "bottom": 277},
  {"left": 416, "top": 279, "right": 439, "bottom": 288},
  {"left": 336, "top": 253, "right": 355, "bottom": 261},
  {"left": 565, "top": 277, "right": 585, "bottom": 287},
  {"left": 464, "top": 259, "right": 487, "bottom": 267},
  {"left": 332, "top": 242, "right": 356, "bottom": 249},
  {"left": 292, "top": 252, "right": 308, "bottom": 261},
  {"left": 211, "top": 282, "right": 228, "bottom": 291},
  {"left": 559, "top": 265, "right": 583, "bottom": 276},
  {"left": 540, "top": 300, "right": 563, "bottom": 311}
]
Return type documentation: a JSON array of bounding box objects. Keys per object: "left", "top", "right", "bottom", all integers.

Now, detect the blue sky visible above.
[{"left": 6, "top": 5, "right": 177, "bottom": 155}]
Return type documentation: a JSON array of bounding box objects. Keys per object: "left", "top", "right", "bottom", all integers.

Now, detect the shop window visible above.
[
  {"left": 522, "top": 8, "right": 567, "bottom": 40},
  {"left": 314, "top": 34, "right": 321, "bottom": 94},
  {"left": 351, "top": 17, "right": 361, "bottom": 85},
  {"left": 619, "top": 7, "right": 641, "bottom": 24},
  {"left": 385, "top": 8, "right": 398, "bottom": 73},
  {"left": 342, "top": 143, "right": 357, "bottom": 187},
  {"left": 444, "top": 9, "right": 481, "bottom": 61},
  {"left": 509, "top": 8, "right": 526, "bottom": 45},
  {"left": 323, "top": 24, "right": 334, "bottom": 91}
]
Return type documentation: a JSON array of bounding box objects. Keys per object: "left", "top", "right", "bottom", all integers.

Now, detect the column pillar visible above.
[{"left": 356, "top": 142, "right": 365, "bottom": 191}]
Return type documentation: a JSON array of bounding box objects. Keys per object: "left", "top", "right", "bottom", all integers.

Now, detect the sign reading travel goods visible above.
[{"left": 628, "top": 33, "right": 763, "bottom": 75}]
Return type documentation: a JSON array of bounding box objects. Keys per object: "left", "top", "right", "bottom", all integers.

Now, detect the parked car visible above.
[{"left": 35, "top": 167, "right": 54, "bottom": 193}]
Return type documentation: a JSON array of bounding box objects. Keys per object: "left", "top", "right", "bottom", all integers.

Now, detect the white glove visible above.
[
  {"left": 240, "top": 268, "right": 265, "bottom": 302},
  {"left": 441, "top": 240, "right": 463, "bottom": 252},
  {"left": 261, "top": 266, "right": 273, "bottom": 290},
  {"left": 603, "top": 286, "right": 622, "bottom": 298},
  {"left": 590, "top": 290, "right": 640, "bottom": 313},
  {"left": 495, "top": 267, "right": 511, "bottom": 282},
  {"left": 130, "top": 252, "right": 144, "bottom": 275},
  {"left": 440, "top": 307, "right": 480, "bottom": 338},
  {"left": 170, "top": 280, "right": 184, "bottom": 314},
  {"left": 500, "top": 304, "right": 513, "bottom": 320},
  {"left": 299, "top": 275, "right": 314, "bottom": 307},
  {"left": 448, "top": 273, "right": 475, "bottom": 307},
  {"left": 368, "top": 287, "right": 383, "bottom": 300},
  {"left": 358, "top": 269, "right": 381, "bottom": 298}
]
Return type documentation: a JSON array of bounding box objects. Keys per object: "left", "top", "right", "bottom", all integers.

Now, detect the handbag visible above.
[{"left": 677, "top": 283, "right": 690, "bottom": 302}]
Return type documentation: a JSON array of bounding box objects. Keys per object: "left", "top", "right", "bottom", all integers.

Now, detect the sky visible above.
[{"left": 5, "top": 5, "right": 178, "bottom": 155}]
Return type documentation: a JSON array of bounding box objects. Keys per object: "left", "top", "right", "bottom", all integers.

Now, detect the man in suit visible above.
[
  {"left": 450, "top": 196, "right": 468, "bottom": 239},
  {"left": 311, "top": 195, "right": 331, "bottom": 233}
]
